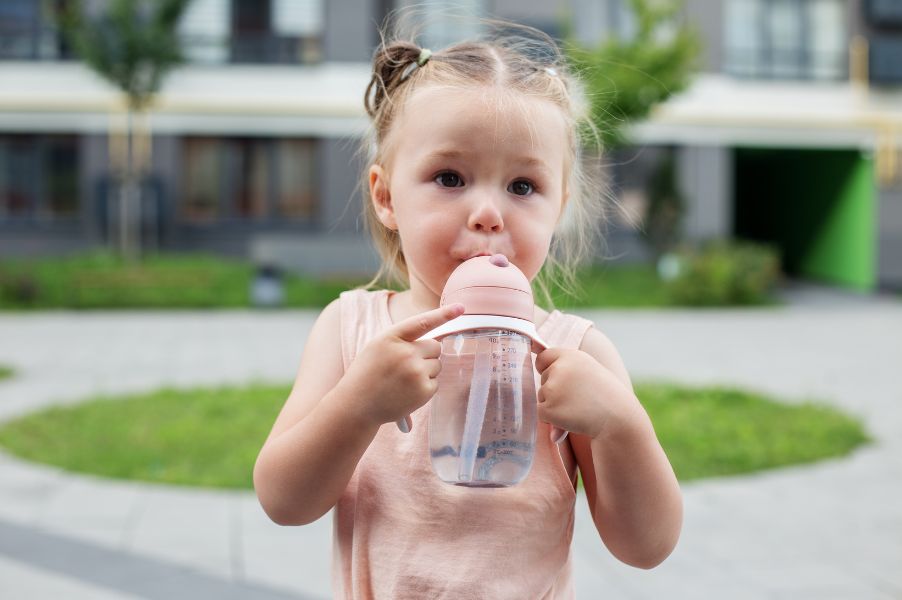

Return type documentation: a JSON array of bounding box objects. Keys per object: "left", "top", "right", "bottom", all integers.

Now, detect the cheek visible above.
[
  {"left": 513, "top": 212, "right": 558, "bottom": 278},
  {"left": 396, "top": 213, "right": 455, "bottom": 262}
]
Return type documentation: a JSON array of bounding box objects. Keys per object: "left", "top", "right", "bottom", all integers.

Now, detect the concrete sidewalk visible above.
[{"left": 0, "top": 290, "right": 900, "bottom": 598}]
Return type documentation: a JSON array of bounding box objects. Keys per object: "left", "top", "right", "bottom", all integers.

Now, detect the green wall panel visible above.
[{"left": 734, "top": 149, "right": 875, "bottom": 290}]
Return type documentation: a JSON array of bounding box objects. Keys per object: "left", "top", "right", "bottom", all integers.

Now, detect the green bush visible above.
[
  {"left": 666, "top": 241, "right": 780, "bottom": 306},
  {"left": 0, "top": 252, "right": 256, "bottom": 309},
  {"left": 0, "top": 252, "right": 367, "bottom": 309}
]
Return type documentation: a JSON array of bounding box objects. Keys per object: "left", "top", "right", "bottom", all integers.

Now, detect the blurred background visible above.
[
  {"left": 0, "top": 0, "right": 899, "bottom": 308},
  {"left": 1, "top": 3, "right": 901, "bottom": 599}
]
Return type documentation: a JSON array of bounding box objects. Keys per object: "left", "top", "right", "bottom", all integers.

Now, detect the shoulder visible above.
[
  {"left": 578, "top": 322, "right": 632, "bottom": 390},
  {"left": 262, "top": 297, "right": 344, "bottom": 443},
  {"left": 539, "top": 306, "right": 632, "bottom": 390},
  {"left": 534, "top": 304, "right": 552, "bottom": 329},
  {"left": 303, "top": 297, "right": 344, "bottom": 369},
  {"left": 335, "top": 288, "right": 390, "bottom": 329}
]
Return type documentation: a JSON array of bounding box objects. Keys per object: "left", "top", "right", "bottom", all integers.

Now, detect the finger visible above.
[
  {"left": 540, "top": 365, "right": 553, "bottom": 385},
  {"left": 390, "top": 303, "right": 465, "bottom": 342},
  {"left": 412, "top": 338, "right": 442, "bottom": 359},
  {"left": 425, "top": 357, "right": 442, "bottom": 378},
  {"left": 534, "top": 348, "right": 562, "bottom": 373}
]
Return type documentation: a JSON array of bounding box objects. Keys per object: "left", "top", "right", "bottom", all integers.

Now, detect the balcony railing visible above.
[
  {"left": 869, "top": 36, "right": 902, "bottom": 84},
  {"left": 183, "top": 33, "right": 322, "bottom": 65},
  {"left": 724, "top": 46, "right": 849, "bottom": 82},
  {"left": 0, "top": 24, "right": 76, "bottom": 61},
  {"left": 0, "top": 25, "right": 321, "bottom": 65}
]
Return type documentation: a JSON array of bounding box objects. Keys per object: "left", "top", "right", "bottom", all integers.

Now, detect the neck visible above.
[{"left": 406, "top": 273, "right": 442, "bottom": 313}]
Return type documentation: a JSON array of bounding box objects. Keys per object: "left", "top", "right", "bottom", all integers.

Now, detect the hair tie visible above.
[{"left": 400, "top": 48, "right": 433, "bottom": 82}]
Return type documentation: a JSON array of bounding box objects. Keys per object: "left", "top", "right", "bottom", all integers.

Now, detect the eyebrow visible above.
[{"left": 423, "top": 149, "right": 553, "bottom": 174}]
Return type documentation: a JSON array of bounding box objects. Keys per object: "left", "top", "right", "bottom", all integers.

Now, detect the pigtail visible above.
[{"left": 365, "top": 41, "right": 423, "bottom": 119}]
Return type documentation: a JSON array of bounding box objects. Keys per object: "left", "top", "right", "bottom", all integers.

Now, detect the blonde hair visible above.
[{"left": 359, "top": 14, "right": 604, "bottom": 307}]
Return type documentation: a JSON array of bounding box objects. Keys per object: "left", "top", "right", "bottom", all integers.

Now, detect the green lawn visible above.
[
  {"left": 0, "top": 381, "right": 868, "bottom": 489},
  {"left": 635, "top": 382, "right": 869, "bottom": 481},
  {"left": 0, "top": 366, "right": 13, "bottom": 381},
  {"left": 549, "top": 264, "right": 671, "bottom": 308}
]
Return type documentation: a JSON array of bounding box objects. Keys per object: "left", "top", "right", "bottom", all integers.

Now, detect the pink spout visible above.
[{"left": 489, "top": 253, "right": 509, "bottom": 267}]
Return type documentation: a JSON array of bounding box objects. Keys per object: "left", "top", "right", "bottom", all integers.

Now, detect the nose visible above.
[{"left": 467, "top": 198, "right": 504, "bottom": 233}]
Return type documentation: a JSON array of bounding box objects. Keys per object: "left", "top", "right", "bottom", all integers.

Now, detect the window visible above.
[
  {"left": 276, "top": 139, "right": 317, "bottom": 219},
  {"left": 178, "top": 0, "right": 323, "bottom": 64},
  {"left": 768, "top": 0, "right": 804, "bottom": 78},
  {"left": 0, "top": 135, "right": 79, "bottom": 222},
  {"left": 417, "top": 0, "right": 484, "bottom": 50},
  {"left": 181, "top": 138, "right": 221, "bottom": 222},
  {"left": 808, "top": 0, "right": 845, "bottom": 80},
  {"left": 0, "top": 0, "right": 39, "bottom": 59},
  {"left": 0, "top": 0, "right": 73, "bottom": 60},
  {"left": 724, "top": 0, "right": 846, "bottom": 80},
  {"left": 179, "top": 0, "right": 231, "bottom": 63},
  {"left": 180, "top": 137, "right": 317, "bottom": 225}
]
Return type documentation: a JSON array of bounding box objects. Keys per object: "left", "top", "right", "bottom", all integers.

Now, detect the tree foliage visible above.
[
  {"left": 57, "top": 0, "right": 190, "bottom": 111},
  {"left": 566, "top": 0, "right": 700, "bottom": 149}
]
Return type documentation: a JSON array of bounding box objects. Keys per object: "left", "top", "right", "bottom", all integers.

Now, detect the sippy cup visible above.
[{"left": 395, "top": 254, "right": 567, "bottom": 488}]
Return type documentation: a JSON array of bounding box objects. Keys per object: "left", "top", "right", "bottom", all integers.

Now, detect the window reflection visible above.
[
  {"left": 725, "top": 0, "right": 846, "bottom": 80},
  {"left": 181, "top": 137, "right": 317, "bottom": 224},
  {"left": 0, "top": 135, "right": 79, "bottom": 221}
]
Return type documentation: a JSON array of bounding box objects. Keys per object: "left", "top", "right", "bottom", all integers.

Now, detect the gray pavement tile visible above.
[
  {"left": 0, "top": 452, "right": 69, "bottom": 525},
  {"left": 0, "top": 555, "right": 140, "bottom": 600},
  {"left": 238, "top": 495, "right": 333, "bottom": 599},
  {"left": 0, "top": 517, "right": 322, "bottom": 600},
  {"left": 127, "top": 486, "right": 235, "bottom": 580},
  {"left": 38, "top": 477, "right": 143, "bottom": 546}
]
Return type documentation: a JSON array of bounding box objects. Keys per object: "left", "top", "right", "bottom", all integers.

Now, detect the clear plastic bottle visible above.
[{"left": 428, "top": 328, "right": 537, "bottom": 487}]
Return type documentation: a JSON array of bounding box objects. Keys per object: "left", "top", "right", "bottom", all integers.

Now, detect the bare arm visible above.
[
  {"left": 253, "top": 299, "right": 371, "bottom": 525},
  {"left": 253, "top": 299, "right": 464, "bottom": 525},
  {"left": 571, "top": 328, "right": 683, "bottom": 568}
]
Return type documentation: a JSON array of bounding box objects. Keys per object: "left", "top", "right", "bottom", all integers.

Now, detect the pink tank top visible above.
[{"left": 333, "top": 289, "right": 594, "bottom": 599}]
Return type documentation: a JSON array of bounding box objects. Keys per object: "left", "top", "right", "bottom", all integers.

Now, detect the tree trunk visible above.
[{"left": 117, "top": 108, "right": 142, "bottom": 263}]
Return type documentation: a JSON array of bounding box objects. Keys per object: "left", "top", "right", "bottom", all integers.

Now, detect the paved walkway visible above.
[{"left": 0, "top": 287, "right": 900, "bottom": 599}]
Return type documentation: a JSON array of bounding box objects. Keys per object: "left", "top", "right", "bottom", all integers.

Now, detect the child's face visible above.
[{"left": 370, "top": 84, "right": 569, "bottom": 301}]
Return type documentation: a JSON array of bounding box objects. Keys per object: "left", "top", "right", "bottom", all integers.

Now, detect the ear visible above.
[{"left": 369, "top": 164, "right": 397, "bottom": 231}]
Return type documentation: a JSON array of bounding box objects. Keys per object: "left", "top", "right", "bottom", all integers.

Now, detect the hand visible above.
[
  {"left": 534, "top": 348, "right": 638, "bottom": 440},
  {"left": 341, "top": 303, "right": 465, "bottom": 428}
]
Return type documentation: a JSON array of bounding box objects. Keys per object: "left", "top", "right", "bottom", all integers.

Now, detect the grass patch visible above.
[
  {"left": 637, "top": 382, "right": 870, "bottom": 481},
  {"left": 549, "top": 264, "right": 671, "bottom": 308},
  {"left": 0, "top": 384, "right": 286, "bottom": 489},
  {"left": 0, "top": 366, "right": 13, "bottom": 381},
  {"left": 0, "top": 381, "right": 869, "bottom": 489}
]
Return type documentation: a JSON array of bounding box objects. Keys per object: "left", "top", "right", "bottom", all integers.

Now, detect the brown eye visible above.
[
  {"left": 508, "top": 180, "right": 533, "bottom": 196},
  {"left": 435, "top": 172, "right": 463, "bottom": 187}
]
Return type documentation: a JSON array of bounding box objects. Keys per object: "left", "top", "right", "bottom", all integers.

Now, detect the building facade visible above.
[
  {"left": 1, "top": 0, "right": 900, "bottom": 289},
  {"left": 622, "top": 0, "right": 902, "bottom": 291}
]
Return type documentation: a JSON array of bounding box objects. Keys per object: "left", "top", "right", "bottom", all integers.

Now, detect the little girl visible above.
[{"left": 254, "top": 21, "right": 682, "bottom": 599}]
